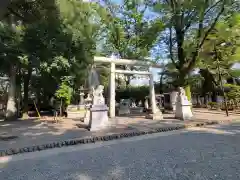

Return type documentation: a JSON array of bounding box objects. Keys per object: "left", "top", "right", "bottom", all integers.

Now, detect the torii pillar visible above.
[
  {"left": 149, "top": 70, "right": 157, "bottom": 114},
  {"left": 109, "top": 62, "right": 116, "bottom": 118}
]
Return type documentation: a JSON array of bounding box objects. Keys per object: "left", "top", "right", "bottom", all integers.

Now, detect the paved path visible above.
[
  {"left": 1, "top": 122, "right": 240, "bottom": 180},
  {"left": 0, "top": 109, "right": 239, "bottom": 151}
]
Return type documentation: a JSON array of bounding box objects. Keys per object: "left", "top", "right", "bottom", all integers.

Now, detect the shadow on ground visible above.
[
  {"left": 0, "top": 109, "right": 239, "bottom": 152},
  {"left": 1, "top": 122, "right": 240, "bottom": 180}
]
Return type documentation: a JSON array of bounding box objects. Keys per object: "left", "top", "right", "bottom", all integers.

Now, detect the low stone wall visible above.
[{"left": 67, "top": 111, "right": 85, "bottom": 119}]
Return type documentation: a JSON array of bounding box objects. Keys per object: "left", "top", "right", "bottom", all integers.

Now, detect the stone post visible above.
[
  {"left": 79, "top": 86, "right": 84, "bottom": 105},
  {"left": 109, "top": 62, "right": 115, "bottom": 117},
  {"left": 149, "top": 73, "right": 156, "bottom": 114},
  {"left": 146, "top": 71, "right": 163, "bottom": 120},
  {"left": 80, "top": 93, "right": 84, "bottom": 104},
  {"left": 170, "top": 91, "right": 178, "bottom": 112}
]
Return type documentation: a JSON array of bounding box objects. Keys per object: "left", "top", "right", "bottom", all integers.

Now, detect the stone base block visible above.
[
  {"left": 145, "top": 112, "right": 163, "bottom": 120},
  {"left": 175, "top": 104, "right": 193, "bottom": 120},
  {"left": 130, "top": 107, "right": 144, "bottom": 114},
  {"left": 118, "top": 107, "right": 130, "bottom": 115},
  {"left": 90, "top": 105, "right": 109, "bottom": 131},
  {"left": 67, "top": 111, "right": 85, "bottom": 119},
  {"left": 78, "top": 105, "right": 85, "bottom": 109},
  {"left": 83, "top": 109, "right": 90, "bottom": 125}
]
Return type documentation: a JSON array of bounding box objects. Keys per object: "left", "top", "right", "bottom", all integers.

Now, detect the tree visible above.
[
  {"left": 100, "top": 0, "right": 164, "bottom": 85},
  {"left": 0, "top": 0, "right": 20, "bottom": 19},
  {"left": 230, "top": 69, "right": 240, "bottom": 84},
  {"left": 19, "top": 0, "right": 63, "bottom": 117},
  {"left": 54, "top": 81, "right": 72, "bottom": 116},
  {"left": 0, "top": 18, "right": 23, "bottom": 119},
  {"left": 157, "top": 62, "right": 179, "bottom": 92},
  {"left": 0, "top": 0, "right": 62, "bottom": 119},
  {"left": 27, "top": 0, "right": 102, "bottom": 112},
  {"left": 57, "top": 0, "right": 101, "bottom": 87},
  {"left": 0, "top": 0, "right": 103, "bottom": 118},
  {"left": 197, "top": 13, "right": 240, "bottom": 101},
  {"left": 224, "top": 84, "right": 240, "bottom": 110},
  {"left": 152, "top": 0, "right": 238, "bottom": 99}
]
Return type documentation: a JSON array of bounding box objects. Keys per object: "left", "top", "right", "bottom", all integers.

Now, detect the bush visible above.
[
  {"left": 54, "top": 82, "right": 72, "bottom": 115},
  {"left": 224, "top": 84, "right": 240, "bottom": 109},
  {"left": 55, "top": 82, "right": 72, "bottom": 106},
  {"left": 224, "top": 84, "right": 240, "bottom": 100}
]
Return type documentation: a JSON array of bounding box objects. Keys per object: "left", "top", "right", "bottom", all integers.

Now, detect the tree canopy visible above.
[{"left": 0, "top": 0, "right": 239, "bottom": 118}]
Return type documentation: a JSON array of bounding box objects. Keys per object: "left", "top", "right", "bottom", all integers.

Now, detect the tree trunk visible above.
[
  {"left": 5, "top": 66, "right": 17, "bottom": 120},
  {"left": 184, "top": 85, "right": 191, "bottom": 102},
  {"left": 22, "top": 66, "right": 32, "bottom": 118},
  {"left": 211, "top": 91, "right": 217, "bottom": 102},
  {"left": 36, "top": 87, "right": 41, "bottom": 110},
  {"left": 196, "top": 95, "right": 201, "bottom": 106},
  {"left": 176, "top": 70, "right": 186, "bottom": 87},
  {"left": 16, "top": 74, "right": 22, "bottom": 118}
]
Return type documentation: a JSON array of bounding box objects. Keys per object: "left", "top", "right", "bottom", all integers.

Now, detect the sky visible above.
[
  {"left": 232, "top": 63, "right": 240, "bottom": 69},
  {"left": 131, "top": 68, "right": 161, "bottom": 86}
]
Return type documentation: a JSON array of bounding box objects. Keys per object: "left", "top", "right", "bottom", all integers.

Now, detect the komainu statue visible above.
[{"left": 92, "top": 85, "right": 105, "bottom": 105}]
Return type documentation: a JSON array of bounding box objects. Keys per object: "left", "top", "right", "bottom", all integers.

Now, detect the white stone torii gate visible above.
[{"left": 94, "top": 56, "right": 161, "bottom": 118}]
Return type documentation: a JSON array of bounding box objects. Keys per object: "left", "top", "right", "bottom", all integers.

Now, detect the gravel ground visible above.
[{"left": 0, "top": 123, "right": 240, "bottom": 180}]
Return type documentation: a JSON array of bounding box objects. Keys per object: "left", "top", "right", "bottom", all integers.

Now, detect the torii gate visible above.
[{"left": 94, "top": 56, "right": 161, "bottom": 118}]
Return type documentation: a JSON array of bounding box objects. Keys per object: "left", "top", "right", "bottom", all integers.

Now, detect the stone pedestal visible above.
[
  {"left": 154, "top": 113, "right": 163, "bottom": 120},
  {"left": 148, "top": 112, "right": 163, "bottom": 120},
  {"left": 67, "top": 105, "right": 85, "bottom": 119},
  {"left": 67, "top": 111, "right": 85, "bottom": 119},
  {"left": 83, "top": 109, "right": 90, "bottom": 125},
  {"left": 170, "top": 91, "right": 178, "bottom": 112},
  {"left": 118, "top": 99, "right": 130, "bottom": 115},
  {"left": 175, "top": 93, "right": 193, "bottom": 120},
  {"left": 118, "top": 105, "right": 130, "bottom": 115},
  {"left": 145, "top": 107, "right": 163, "bottom": 120},
  {"left": 89, "top": 105, "right": 109, "bottom": 131},
  {"left": 130, "top": 107, "right": 143, "bottom": 114},
  {"left": 78, "top": 104, "right": 85, "bottom": 110}
]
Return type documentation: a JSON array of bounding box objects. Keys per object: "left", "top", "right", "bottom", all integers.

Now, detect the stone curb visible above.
[{"left": 0, "top": 120, "right": 220, "bottom": 157}]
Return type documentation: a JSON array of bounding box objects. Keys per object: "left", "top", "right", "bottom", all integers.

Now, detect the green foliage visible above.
[
  {"left": 223, "top": 84, "right": 240, "bottom": 109},
  {"left": 199, "top": 13, "right": 240, "bottom": 79},
  {"left": 103, "top": 0, "right": 164, "bottom": 57},
  {"left": 54, "top": 82, "right": 72, "bottom": 106},
  {"left": 0, "top": 21, "right": 23, "bottom": 72},
  {"left": 100, "top": 0, "right": 164, "bottom": 85},
  {"left": 0, "top": 0, "right": 103, "bottom": 112},
  {"left": 152, "top": 0, "right": 237, "bottom": 85},
  {"left": 1, "top": 0, "right": 240, "bottom": 113},
  {"left": 224, "top": 84, "right": 240, "bottom": 101},
  {"left": 230, "top": 69, "right": 240, "bottom": 78},
  {"left": 195, "top": 13, "right": 240, "bottom": 95}
]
